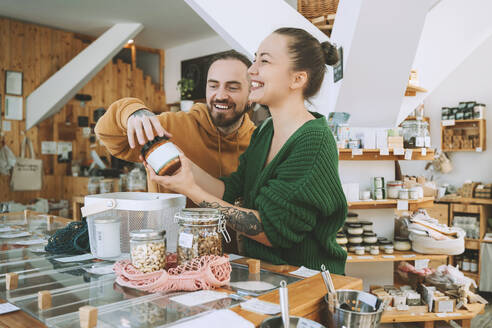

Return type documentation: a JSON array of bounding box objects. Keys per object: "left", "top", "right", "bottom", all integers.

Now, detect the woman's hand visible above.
[{"left": 143, "top": 153, "right": 201, "bottom": 198}]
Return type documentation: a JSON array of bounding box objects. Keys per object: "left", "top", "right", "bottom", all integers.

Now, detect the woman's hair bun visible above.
[{"left": 321, "top": 41, "right": 339, "bottom": 66}]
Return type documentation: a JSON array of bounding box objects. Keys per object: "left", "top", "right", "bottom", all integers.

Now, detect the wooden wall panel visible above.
[{"left": 1, "top": 18, "right": 167, "bottom": 202}]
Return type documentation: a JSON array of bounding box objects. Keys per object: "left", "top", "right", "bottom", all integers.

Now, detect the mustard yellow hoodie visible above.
[{"left": 95, "top": 97, "right": 256, "bottom": 192}]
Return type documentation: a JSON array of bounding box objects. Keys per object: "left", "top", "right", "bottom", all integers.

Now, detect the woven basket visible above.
[{"left": 297, "top": 0, "right": 339, "bottom": 20}]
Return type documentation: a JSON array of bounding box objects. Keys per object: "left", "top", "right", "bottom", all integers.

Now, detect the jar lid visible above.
[
  {"left": 94, "top": 216, "right": 120, "bottom": 224},
  {"left": 347, "top": 223, "right": 362, "bottom": 228},
  {"left": 394, "top": 236, "right": 410, "bottom": 242},
  {"left": 130, "top": 229, "right": 166, "bottom": 240},
  {"left": 379, "top": 240, "right": 393, "bottom": 245},
  {"left": 140, "top": 135, "right": 171, "bottom": 157},
  {"left": 359, "top": 221, "right": 373, "bottom": 226},
  {"left": 363, "top": 232, "right": 377, "bottom": 237},
  {"left": 347, "top": 212, "right": 358, "bottom": 218},
  {"left": 175, "top": 208, "right": 222, "bottom": 225}
]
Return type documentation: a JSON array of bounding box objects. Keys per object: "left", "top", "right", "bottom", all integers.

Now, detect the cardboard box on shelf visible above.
[
  {"left": 388, "top": 136, "right": 404, "bottom": 149},
  {"left": 433, "top": 299, "right": 455, "bottom": 313}
]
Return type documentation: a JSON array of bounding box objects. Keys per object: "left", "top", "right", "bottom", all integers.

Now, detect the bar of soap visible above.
[{"left": 80, "top": 306, "right": 98, "bottom": 328}]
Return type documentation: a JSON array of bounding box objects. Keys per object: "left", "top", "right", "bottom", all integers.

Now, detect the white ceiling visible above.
[{"left": 0, "top": 0, "right": 220, "bottom": 49}]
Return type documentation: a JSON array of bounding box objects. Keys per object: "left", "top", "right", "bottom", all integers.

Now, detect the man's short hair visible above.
[{"left": 208, "top": 50, "right": 252, "bottom": 70}]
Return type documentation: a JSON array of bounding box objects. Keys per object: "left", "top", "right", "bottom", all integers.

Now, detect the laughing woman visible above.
[{"left": 145, "top": 28, "right": 347, "bottom": 273}]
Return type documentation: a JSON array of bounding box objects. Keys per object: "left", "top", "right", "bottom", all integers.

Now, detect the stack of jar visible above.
[
  {"left": 442, "top": 102, "right": 485, "bottom": 120},
  {"left": 456, "top": 250, "right": 478, "bottom": 273},
  {"left": 373, "top": 177, "right": 385, "bottom": 200},
  {"left": 387, "top": 181, "right": 423, "bottom": 200}
]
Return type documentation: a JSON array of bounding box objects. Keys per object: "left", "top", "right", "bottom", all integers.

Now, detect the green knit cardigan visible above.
[{"left": 220, "top": 113, "right": 347, "bottom": 274}]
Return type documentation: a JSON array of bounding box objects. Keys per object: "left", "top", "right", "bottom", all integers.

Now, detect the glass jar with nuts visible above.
[
  {"left": 175, "top": 208, "right": 230, "bottom": 265},
  {"left": 130, "top": 229, "right": 166, "bottom": 273}
]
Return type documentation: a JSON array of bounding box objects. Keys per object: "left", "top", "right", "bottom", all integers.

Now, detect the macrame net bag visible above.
[
  {"left": 45, "top": 220, "right": 90, "bottom": 254},
  {"left": 114, "top": 255, "right": 231, "bottom": 293}
]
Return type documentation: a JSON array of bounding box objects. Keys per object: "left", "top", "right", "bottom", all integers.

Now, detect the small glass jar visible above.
[
  {"left": 387, "top": 181, "right": 403, "bottom": 199},
  {"left": 128, "top": 166, "right": 147, "bottom": 192},
  {"left": 348, "top": 243, "right": 361, "bottom": 253},
  {"left": 94, "top": 216, "right": 121, "bottom": 259},
  {"left": 470, "top": 256, "right": 478, "bottom": 273},
  {"left": 363, "top": 232, "right": 378, "bottom": 244},
  {"left": 373, "top": 177, "right": 385, "bottom": 189},
  {"left": 100, "top": 179, "right": 113, "bottom": 194},
  {"left": 394, "top": 237, "right": 412, "bottom": 251},
  {"left": 360, "top": 221, "right": 373, "bottom": 232},
  {"left": 130, "top": 229, "right": 166, "bottom": 273},
  {"left": 354, "top": 246, "right": 365, "bottom": 255},
  {"left": 374, "top": 188, "right": 384, "bottom": 200},
  {"left": 348, "top": 234, "right": 363, "bottom": 244},
  {"left": 346, "top": 212, "right": 359, "bottom": 223},
  {"left": 175, "top": 208, "right": 229, "bottom": 264},
  {"left": 363, "top": 243, "right": 371, "bottom": 252},
  {"left": 370, "top": 245, "right": 379, "bottom": 255},
  {"left": 409, "top": 187, "right": 420, "bottom": 200},
  {"left": 141, "top": 136, "right": 181, "bottom": 176},
  {"left": 384, "top": 245, "right": 394, "bottom": 254},
  {"left": 346, "top": 223, "right": 363, "bottom": 235},
  {"left": 457, "top": 256, "right": 463, "bottom": 269},
  {"left": 336, "top": 233, "right": 348, "bottom": 245},
  {"left": 399, "top": 189, "right": 409, "bottom": 200},
  {"left": 379, "top": 240, "right": 393, "bottom": 250}
]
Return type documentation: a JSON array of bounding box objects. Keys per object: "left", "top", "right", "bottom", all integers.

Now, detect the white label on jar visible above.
[
  {"left": 471, "top": 263, "right": 478, "bottom": 272},
  {"left": 145, "top": 142, "right": 180, "bottom": 174},
  {"left": 95, "top": 221, "right": 121, "bottom": 258},
  {"left": 178, "top": 232, "right": 194, "bottom": 248},
  {"left": 397, "top": 200, "right": 409, "bottom": 211},
  {"left": 404, "top": 149, "right": 413, "bottom": 160},
  {"left": 462, "top": 262, "right": 470, "bottom": 271}
]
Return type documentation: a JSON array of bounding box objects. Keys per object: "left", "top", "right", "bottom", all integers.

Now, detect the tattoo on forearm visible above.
[
  {"left": 131, "top": 109, "right": 155, "bottom": 118},
  {"left": 199, "top": 201, "right": 264, "bottom": 236}
]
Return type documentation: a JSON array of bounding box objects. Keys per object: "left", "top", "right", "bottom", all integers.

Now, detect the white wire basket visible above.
[{"left": 82, "top": 192, "right": 186, "bottom": 259}]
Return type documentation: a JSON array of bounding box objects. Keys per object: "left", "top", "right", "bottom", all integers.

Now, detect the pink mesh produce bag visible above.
[{"left": 114, "top": 255, "right": 231, "bottom": 293}]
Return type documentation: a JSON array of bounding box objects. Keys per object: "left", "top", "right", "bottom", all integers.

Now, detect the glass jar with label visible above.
[
  {"left": 130, "top": 229, "right": 166, "bottom": 273},
  {"left": 399, "top": 189, "right": 409, "bottom": 200},
  {"left": 128, "top": 166, "right": 147, "bottom": 192},
  {"left": 360, "top": 221, "right": 374, "bottom": 232},
  {"left": 141, "top": 136, "right": 181, "bottom": 176},
  {"left": 462, "top": 253, "right": 470, "bottom": 272},
  {"left": 409, "top": 187, "right": 420, "bottom": 200},
  {"left": 394, "top": 237, "right": 412, "bottom": 251},
  {"left": 387, "top": 181, "right": 403, "bottom": 199},
  {"left": 94, "top": 216, "right": 121, "bottom": 259},
  {"left": 87, "top": 177, "right": 101, "bottom": 195},
  {"left": 175, "top": 208, "right": 230, "bottom": 265},
  {"left": 470, "top": 254, "right": 478, "bottom": 273},
  {"left": 346, "top": 223, "right": 363, "bottom": 235}
]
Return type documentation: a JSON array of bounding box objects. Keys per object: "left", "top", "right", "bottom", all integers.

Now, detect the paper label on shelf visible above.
[
  {"left": 240, "top": 298, "right": 281, "bottom": 315},
  {"left": 404, "top": 149, "right": 413, "bottom": 160},
  {"left": 178, "top": 232, "right": 194, "bottom": 248},
  {"left": 0, "top": 232, "right": 31, "bottom": 239},
  {"left": 421, "top": 148, "right": 427, "bottom": 156},
  {"left": 379, "top": 148, "right": 389, "bottom": 156},
  {"left": 14, "top": 239, "right": 47, "bottom": 245},
  {"left": 382, "top": 255, "right": 395, "bottom": 259},
  {"left": 356, "top": 256, "right": 374, "bottom": 259},
  {"left": 297, "top": 318, "right": 324, "bottom": 328},
  {"left": 402, "top": 254, "right": 416, "bottom": 258},
  {"left": 352, "top": 148, "right": 363, "bottom": 156},
  {"left": 0, "top": 302, "right": 20, "bottom": 314},
  {"left": 476, "top": 147, "right": 482, "bottom": 152},
  {"left": 170, "top": 290, "right": 228, "bottom": 307},
  {"left": 228, "top": 253, "right": 244, "bottom": 261},
  {"left": 436, "top": 312, "right": 460, "bottom": 318},
  {"left": 414, "top": 259, "right": 429, "bottom": 270},
  {"left": 442, "top": 120, "right": 455, "bottom": 126},
  {"left": 397, "top": 200, "right": 409, "bottom": 211},
  {"left": 83, "top": 264, "right": 115, "bottom": 275},
  {"left": 55, "top": 254, "right": 95, "bottom": 263},
  {"left": 289, "top": 266, "right": 320, "bottom": 278},
  {"left": 394, "top": 148, "right": 405, "bottom": 155}
]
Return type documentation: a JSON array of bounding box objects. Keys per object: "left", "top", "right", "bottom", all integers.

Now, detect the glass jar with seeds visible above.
[
  {"left": 130, "top": 229, "right": 166, "bottom": 273},
  {"left": 175, "top": 208, "right": 230, "bottom": 265}
]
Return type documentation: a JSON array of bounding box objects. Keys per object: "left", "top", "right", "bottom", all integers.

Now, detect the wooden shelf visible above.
[
  {"left": 464, "top": 238, "right": 481, "bottom": 250},
  {"left": 348, "top": 197, "right": 435, "bottom": 210},
  {"left": 438, "top": 196, "right": 492, "bottom": 205},
  {"left": 381, "top": 303, "right": 484, "bottom": 324},
  {"left": 346, "top": 250, "right": 448, "bottom": 263},
  {"left": 405, "top": 84, "right": 427, "bottom": 96},
  {"left": 403, "top": 116, "right": 430, "bottom": 124},
  {"left": 338, "top": 148, "right": 434, "bottom": 161}
]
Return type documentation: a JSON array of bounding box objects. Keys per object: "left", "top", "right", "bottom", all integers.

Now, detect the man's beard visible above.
[{"left": 208, "top": 102, "right": 250, "bottom": 128}]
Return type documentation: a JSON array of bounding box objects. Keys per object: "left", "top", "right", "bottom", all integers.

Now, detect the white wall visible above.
[
  {"left": 164, "top": 34, "right": 230, "bottom": 103},
  {"left": 400, "top": 33, "right": 492, "bottom": 186}
]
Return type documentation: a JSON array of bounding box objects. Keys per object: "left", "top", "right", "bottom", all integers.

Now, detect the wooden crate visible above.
[{"left": 441, "top": 119, "right": 486, "bottom": 152}]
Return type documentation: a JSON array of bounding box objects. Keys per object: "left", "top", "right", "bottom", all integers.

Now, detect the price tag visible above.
[
  {"left": 476, "top": 147, "right": 482, "bottom": 152},
  {"left": 415, "top": 259, "right": 429, "bottom": 270},
  {"left": 442, "top": 120, "right": 455, "bottom": 126},
  {"left": 421, "top": 148, "right": 427, "bottom": 156},
  {"left": 290, "top": 266, "right": 320, "bottom": 278},
  {"left": 357, "top": 256, "right": 374, "bottom": 259},
  {"left": 382, "top": 255, "right": 395, "bottom": 259},
  {"left": 347, "top": 256, "right": 353, "bottom": 260},
  {"left": 394, "top": 148, "right": 405, "bottom": 155},
  {"left": 0, "top": 302, "right": 20, "bottom": 314},
  {"left": 402, "top": 254, "right": 416, "bottom": 258},
  {"left": 352, "top": 148, "right": 363, "bottom": 156},
  {"left": 404, "top": 149, "right": 413, "bottom": 160},
  {"left": 379, "top": 148, "right": 389, "bottom": 156},
  {"left": 178, "top": 232, "right": 194, "bottom": 248},
  {"left": 397, "top": 200, "right": 408, "bottom": 211},
  {"left": 240, "top": 298, "right": 281, "bottom": 315}
]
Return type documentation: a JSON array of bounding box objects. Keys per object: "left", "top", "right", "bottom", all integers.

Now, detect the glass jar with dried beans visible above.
[{"left": 175, "top": 208, "right": 230, "bottom": 265}]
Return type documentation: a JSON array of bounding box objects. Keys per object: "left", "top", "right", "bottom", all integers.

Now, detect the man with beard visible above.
[{"left": 95, "top": 50, "right": 255, "bottom": 192}]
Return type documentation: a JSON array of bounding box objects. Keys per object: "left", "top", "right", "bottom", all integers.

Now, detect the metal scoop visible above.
[{"left": 279, "top": 280, "right": 289, "bottom": 328}]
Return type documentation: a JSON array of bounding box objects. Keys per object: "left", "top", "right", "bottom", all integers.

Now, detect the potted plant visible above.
[{"left": 177, "top": 78, "right": 195, "bottom": 112}]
